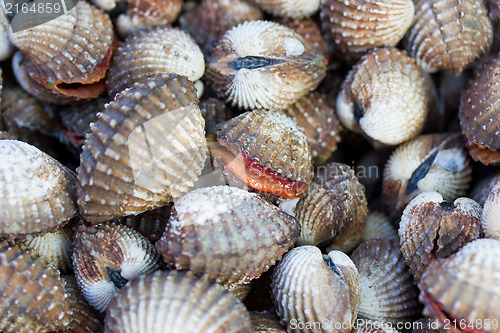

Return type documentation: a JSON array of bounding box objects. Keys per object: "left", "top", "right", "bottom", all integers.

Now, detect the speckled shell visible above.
[
  {"left": 337, "top": 48, "right": 430, "bottom": 147},
  {"left": 105, "top": 270, "right": 252, "bottom": 333},
  {"left": 199, "top": 97, "right": 236, "bottom": 134},
  {"left": 271, "top": 246, "right": 357, "bottom": 333},
  {"left": 419, "top": 239, "right": 500, "bottom": 331},
  {"left": 481, "top": 181, "right": 500, "bottom": 240},
  {"left": 72, "top": 222, "right": 160, "bottom": 312},
  {"left": 399, "top": 192, "right": 482, "bottom": 283},
  {"left": 250, "top": 312, "right": 286, "bottom": 333},
  {"left": 279, "top": 18, "right": 329, "bottom": 58},
  {"left": 284, "top": 92, "right": 342, "bottom": 165},
  {"left": 206, "top": 20, "right": 326, "bottom": 110},
  {"left": 118, "top": 203, "right": 172, "bottom": 241},
  {"left": 320, "top": 0, "right": 414, "bottom": 62},
  {"left": 155, "top": 186, "right": 300, "bottom": 284},
  {"left": 0, "top": 9, "right": 14, "bottom": 61},
  {"left": 106, "top": 27, "right": 205, "bottom": 98},
  {"left": 459, "top": 53, "right": 500, "bottom": 165},
  {"left": 470, "top": 173, "right": 500, "bottom": 206},
  {"left": 0, "top": 140, "right": 77, "bottom": 236},
  {"left": 405, "top": 0, "right": 493, "bottom": 75},
  {"left": 252, "top": 0, "right": 320, "bottom": 18},
  {"left": 77, "top": 77, "right": 207, "bottom": 223},
  {"left": 382, "top": 133, "right": 472, "bottom": 219},
  {"left": 295, "top": 163, "right": 368, "bottom": 252},
  {"left": 360, "top": 211, "right": 398, "bottom": 243},
  {"left": 350, "top": 238, "right": 421, "bottom": 324}
]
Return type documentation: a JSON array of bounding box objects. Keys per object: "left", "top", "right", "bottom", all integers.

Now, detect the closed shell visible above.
[
  {"left": 360, "top": 211, "right": 398, "bottom": 243},
  {"left": 252, "top": 0, "right": 320, "bottom": 19},
  {"left": 481, "top": 181, "right": 500, "bottom": 239},
  {"left": 278, "top": 18, "right": 329, "bottom": 58}
]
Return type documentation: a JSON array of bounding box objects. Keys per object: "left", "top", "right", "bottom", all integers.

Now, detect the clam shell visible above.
[
  {"left": 77, "top": 76, "right": 207, "bottom": 223},
  {"left": 279, "top": 17, "right": 329, "bottom": 58},
  {"left": 350, "top": 238, "right": 421, "bottom": 324},
  {"left": 405, "top": 0, "right": 493, "bottom": 75},
  {"left": 106, "top": 27, "right": 205, "bottom": 98},
  {"left": 206, "top": 20, "right": 326, "bottom": 111},
  {"left": 0, "top": 139, "right": 77, "bottom": 236},
  {"left": 118, "top": 203, "right": 172, "bottom": 241},
  {"left": 360, "top": 211, "right": 398, "bottom": 243},
  {"left": 72, "top": 221, "right": 160, "bottom": 312},
  {"left": 250, "top": 312, "right": 286, "bottom": 333},
  {"left": 0, "top": 9, "right": 13, "bottom": 61},
  {"left": 199, "top": 97, "right": 236, "bottom": 135},
  {"left": 252, "top": 0, "right": 320, "bottom": 18},
  {"left": 104, "top": 270, "right": 252, "bottom": 333},
  {"left": 470, "top": 172, "right": 500, "bottom": 206},
  {"left": 155, "top": 186, "right": 300, "bottom": 284},
  {"left": 336, "top": 48, "right": 430, "bottom": 147},
  {"left": 481, "top": 181, "right": 500, "bottom": 240},
  {"left": 223, "top": 282, "right": 252, "bottom": 302}
]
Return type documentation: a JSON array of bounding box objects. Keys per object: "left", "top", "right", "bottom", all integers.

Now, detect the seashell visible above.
[
  {"left": 0, "top": 139, "right": 77, "bottom": 236},
  {"left": 279, "top": 17, "right": 329, "bottom": 59},
  {"left": 199, "top": 97, "right": 236, "bottom": 135},
  {"left": 382, "top": 133, "right": 472, "bottom": 219},
  {"left": 271, "top": 246, "right": 358, "bottom": 332},
  {"left": 283, "top": 91, "right": 342, "bottom": 165},
  {"left": 320, "top": 0, "right": 414, "bottom": 62},
  {"left": 77, "top": 76, "right": 207, "bottom": 223},
  {"left": 252, "top": 0, "right": 320, "bottom": 19},
  {"left": 72, "top": 221, "right": 161, "bottom": 312},
  {"left": 355, "top": 320, "right": 400, "bottom": 333},
  {"left": 0, "top": 242, "right": 72, "bottom": 332},
  {"left": 459, "top": 53, "right": 500, "bottom": 165},
  {"left": 9, "top": 1, "right": 114, "bottom": 99},
  {"left": 489, "top": 0, "right": 500, "bottom": 26},
  {"left": 105, "top": 270, "right": 252, "bottom": 332},
  {"left": 481, "top": 180, "right": 500, "bottom": 240},
  {"left": 350, "top": 238, "right": 421, "bottom": 324},
  {"left": 117, "top": 203, "right": 172, "bottom": 241},
  {"left": 336, "top": 48, "right": 430, "bottom": 147},
  {"left": 399, "top": 192, "right": 482, "bottom": 283},
  {"left": 0, "top": 9, "right": 14, "bottom": 61},
  {"left": 0, "top": 131, "right": 15, "bottom": 140},
  {"left": 206, "top": 20, "right": 327, "bottom": 111},
  {"left": 419, "top": 239, "right": 500, "bottom": 331},
  {"left": 155, "top": 186, "right": 300, "bottom": 284},
  {"left": 360, "top": 211, "right": 398, "bottom": 243},
  {"left": 294, "top": 162, "right": 368, "bottom": 252},
  {"left": 106, "top": 27, "right": 205, "bottom": 98},
  {"left": 223, "top": 282, "right": 252, "bottom": 302},
  {"left": 250, "top": 312, "right": 286, "bottom": 333},
  {"left": 470, "top": 172, "right": 500, "bottom": 206},
  {"left": 405, "top": 0, "right": 493, "bottom": 75}
]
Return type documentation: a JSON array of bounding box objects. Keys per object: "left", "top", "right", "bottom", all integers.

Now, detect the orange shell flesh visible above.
[{"left": 465, "top": 140, "right": 500, "bottom": 166}]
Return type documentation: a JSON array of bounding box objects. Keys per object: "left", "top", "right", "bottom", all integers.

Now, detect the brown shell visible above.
[
  {"left": 199, "top": 97, "right": 236, "bottom": 135},
  {"left": 206, "top": 20, "right": 327, "bottom": 111},
  {"left": 223, "top": 282, "right": 252, "bottom": 302},
  {"left": 252, "top": 0, "right": 320, "bottom": 19},
  {"left": 279, "top": 18, "right": 329, "bottom": 59},
  {"left": 117, "top": 203, "right": 172, "bottom": 241},
  {"left": 350, "top": 238, "right": 421, "bottom": 324},
  {"left": 481, "top": 181, "right": 500, "bottom": 240},
  {"left": 336, "top": 48, "right": 430, "bottom": 147},
  {"left": 360, "top": 211, "right": 398, "bottom": 243},
  {"left": 470, "top": 172, "right": 500, "bottom": 206},
  {"left": 72, "top": 221, "right": 160, "bottom": 312},
  {"left": 77, "top": 76, "right": 207, "bottom": 223},
  {"left": 320, "top": 0, "right": 414, "bottom": 62},
  {"left": 250, "top": 312, "right": 286, "bottom": 333},
  {"left": 155, "top": 186, "right": 300, "bottom": 285},
  {"left": 0, "top": 9, "right": 13, "bottom": 61},
  {"left": 105, "top": 270, "right": 252, "bottom": 333},
  {"left": 459, "top": 53, "right": 500, "bottom": 165}
]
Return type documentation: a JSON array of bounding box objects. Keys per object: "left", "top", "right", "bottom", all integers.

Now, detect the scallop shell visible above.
[
  {"left": 252, "top": 0, "right": 320, "bottom": 18},
  {"left": 206, "top": 20, "right": 327, "bottom": 111},
  {"left": 481, "top": 181, "right": 500, "bottom": 240},
  {"left": 251, "top": 312, "right": 286, "bottom": 333},
  {"left": 320, "top": 0, "right": 414, "bottom": 62},
  {"left": 72, "top": 221, "right": 161, "bottom": 312},
  {"left": 459, "top": 53, "right": 500, "bottom": 165},
  {"left": 104, "top": 270, "right": 252, "bottom": 333},
  {"left": 419, "top": 239, "right": 500, "bottom": 331},
  {"left": 271, "top": 246, "right": 357, "bottom": 333},
  {"left": 360, "top": 211, "right": 398, "bottom": 243},
  {"left": 155, "top": 186, "right": 300, "bottom": 284},
  {"left": 470, "top": 172, "right": 500, "bottom": 206},
  {"left": 350, "top": 238, "right": 421, "bottom": 324},
  {"left": 77, "top": 76, "right": 207, "bottom": 223},
  {"left": 336, "top": 48, "right": 430, "bottom": 147},
  {"left": 106, "top": 27, "right": 205, "bottom": 98},
  {"left": 405, "top": 0, "right": 493, "bottom": 75},
  {"left": 382, "top": 133, "right": 472, "bottom": 219},
  {"left": 0, "top": 139, "right": 77, "bottom": 236},
  {"left": 399, "top": 192, "right": 482, "bottom": 283},
  {"left": 199, "top": 97, "right": 236, "bottom": 135},
  {"left": 117, "top": 203, "right": 172, "bottom": 241}
]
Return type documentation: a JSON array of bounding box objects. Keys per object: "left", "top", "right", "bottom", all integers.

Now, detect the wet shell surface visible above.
[
  {"left": 399, "top": 192, "right": 482, "bottom": 283},
  {"left": 0, "top": 139, "right": 77, "bottom": 236},
  {"left": 405, "top": 0, "right": 493, "bottom": 75},
  {"left": 252, "top": 0, "right": 320, "bottom": 19},
  {"left": 106, "top": 27, "right": 205, "bottom": 98},
  {"left": 105, "top": 270, "right": 252, "bottom": 333},
  {"left": 320, "top": 0, "right": 414, "bottom": 62},
  {"left": 360, "top": 211, "right": 398, "bottom": 243},
  {"left": 77, "top": 76, "right": 207, "bottom": 223},
  {"left": 206, "top": 20, "right": 327, "bottom": 110},
  {"left": 350, "top": 238, "right": 421, "bottom": 324},
  {"left": 72, "top": 222, "right": 160, "bottom": 312},
  {"left": 481, "top": 181, "right": 500, "bottom": 240},
  {"left": 155, "top": 186, "right": 300, "bottom": 285},
  {"left": 336, "top": 48, "right": 429, "bottom": 147}
]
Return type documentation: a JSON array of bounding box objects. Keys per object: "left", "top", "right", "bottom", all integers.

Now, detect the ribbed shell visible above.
[
  {"left": 250, "top": 312, "right": 286, "bottom": 333},
  {"left": 77, "top": 76, "right": 207, "bottom": 223},
  {"left": 320, "top": 0, "right": 414, "bottom": 62},
  {"left": 156, "top": 186, "right": 300, "bottom": 284},
  {"left": 405, "top": 0, "right": 493, "bottom": 75},
  {"left": 105, "top": 270, "right": 252, "bottom": 333},
  {"left": 382, "top": 133, "right": 472, "bottom": 219},
  {"left": 355, "top": 321, "right": 400, "bottom": 333},
  {"left": 470, "top": 173, "right": 500, "bottom": 206},
  {"left": 419, "top": 239, "right": 500, "bottom": 330},
  {"left": 481, "top": 181, "right": 500, "bottom": 240},
  {"left": 118, "top": 203, "right": 172, "bottom": 241},
  {"left": 337, "top": 48, "right": 429, "bottom": 147},
  {"left": 361, "top": 211, "right": 398, "bottom": 243},
  {"left": 350, "top": 238, "right": 421, "bottom": 323},
  {"left": 72, "top": 222, "right": 160, "bottom": 312},
  {"left": 459, "top": 54, "right": 500, "bottom": 165},
  {"left": 200, "top": 97, "right": 236, "bottom": 135},
  {"left": 106, "top": 27, "right": 205, "bottom": 98},
  {"left": 206, "top": 20, "right": 326, "bottom": 111},
  {"left": 223, "top": 282, "right": 252, "bottom": 302},
  {"left": 252, "top": 0, "right": 320, "bottom": 18},
  {"left": 271, "top": 246, "right": 354, "bottom": 333},
  {"left": 0, "top": 9, "right": 13, "bottom": 61},
  {"left": 0, "top": 140, "right": 77, "bottom": 236},
  {"left": 279, "top": 18, "right": 329, "bottom": 58}
]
